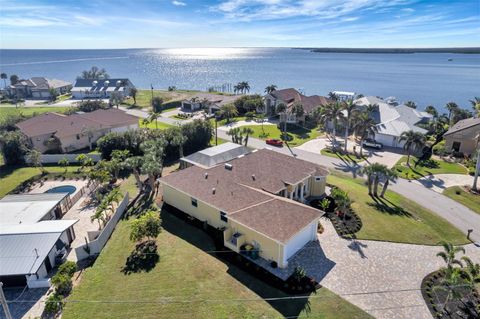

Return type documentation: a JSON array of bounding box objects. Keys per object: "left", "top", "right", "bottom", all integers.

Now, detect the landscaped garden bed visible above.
[
  {"left": 421, "top": 270, "right": 480, "bottom": 318},
  {"left": 393, "top": 156, "right": 468, "bottom": 180}
]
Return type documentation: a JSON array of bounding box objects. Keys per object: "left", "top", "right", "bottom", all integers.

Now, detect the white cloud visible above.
[
  {"left": 211, "top": 0, "right": 414, "bottom": 21},
  {"left": 172, "top": 0, "right": 187, "bottom": 6}
]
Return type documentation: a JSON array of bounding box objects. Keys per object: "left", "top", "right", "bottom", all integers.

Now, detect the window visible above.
[
  {"left": 220, "top": 211, "right": 228, "bottom": 222},
  {"left": 76, "top": 134, "right": 80, "bottom": 140},
  {"left": 191, "top": 198, "right": 198, "bottom": 207},
  {"left": 315, "top": 176, "right": 323, "bottom": 182}
]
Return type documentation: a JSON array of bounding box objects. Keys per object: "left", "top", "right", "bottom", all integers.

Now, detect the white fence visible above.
[
  {"left": 25, "top": 153, "right": 101, "bottom": 164},
  {"left": 75, "top": 193, "right": 129, "bottom": 261}
]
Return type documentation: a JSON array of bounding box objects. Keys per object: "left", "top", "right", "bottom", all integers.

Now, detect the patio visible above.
[{"left": 242, "top": 240, "right": 336, "bottom": 281}]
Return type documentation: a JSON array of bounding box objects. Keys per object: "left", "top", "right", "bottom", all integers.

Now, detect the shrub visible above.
[
  {"left": 0, "top": 130, "right": 30, "bottom": 165},
  {"left": 432, "top": 141, "right": 446, "bottom": 156},
  {"left": 57, "top": 261, "right": 77, "bottom": 277},
  {"left": 78, "top": 99, "right": 108, "bottom": 112},
  {"left": 44, "top": 293, "right": 64, "bottom": 314},
  {"left": 245, "top": 111, "right": 255, "bottom": 120},
  {"left": 51, "top": 273, "right": 72, "bottom": 296}
]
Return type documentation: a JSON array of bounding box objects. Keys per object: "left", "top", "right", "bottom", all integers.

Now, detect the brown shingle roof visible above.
[
  {"left": 444, "top": 117, "right": 480, "bottom": 136},
  {"left": 16, "top": 109, "right": 138, "bottom": 138},
  {"left": 270, "top": 88, "right": 330, "bottom": 114},
  {"left": 229, "top": 198, "right": 321, "bottom": 244},
  {"left": 162, "top": 165, "right": 273, "bottom": 213},
  {"left": 161, "top": 149, "right": 328, "bottom": 243}
]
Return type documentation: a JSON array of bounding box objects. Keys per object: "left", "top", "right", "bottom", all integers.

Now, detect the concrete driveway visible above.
[
  {"left": 413, "top": 174, "right": 474, "bottom": 193},
  {"left": 294, "top": 137, "right": 403, "bottom": 168},
  {"left": 314, "top": 220, "right": 480, "bottom": 319}
]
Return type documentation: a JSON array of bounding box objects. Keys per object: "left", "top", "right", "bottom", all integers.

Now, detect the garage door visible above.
[
  {"left": 0, "top": 275, "right": 27, "bottom": 287},
  {"left": 284, "top": 222, "right": 315, "bottom": 261}
]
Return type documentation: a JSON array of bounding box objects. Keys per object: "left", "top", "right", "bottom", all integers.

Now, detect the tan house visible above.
[
  {"left": 181, "top": 93, "right": 241, "bottom": 114},
  {"left": 444, "top": 117, "right": 480, "bottom": 155},
  {"left": 261, "top": 88, "right": 330, "bottom": 124},
  {"left": 161, "top": 149, "right": 329, "bottom": 269},
  {"left": 16, "top": 108, "right": 139, "bottom": 153}
]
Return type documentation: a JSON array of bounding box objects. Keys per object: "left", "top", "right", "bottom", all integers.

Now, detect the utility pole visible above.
[
  {"left": 0, "top": 282, "right": 13, "bottom": 319},
  {"left": 215, "top": 116, "right": 218, "bottom": 146}
]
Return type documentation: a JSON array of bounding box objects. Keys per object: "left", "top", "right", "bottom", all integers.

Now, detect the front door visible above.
[{"left": 452, "top": 141, "right": 461, "bottom": 152}]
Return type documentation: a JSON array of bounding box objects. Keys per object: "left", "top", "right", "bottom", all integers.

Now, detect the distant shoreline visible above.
[{"left": 295, "top": 47, "right": 480, "bottom": 54}]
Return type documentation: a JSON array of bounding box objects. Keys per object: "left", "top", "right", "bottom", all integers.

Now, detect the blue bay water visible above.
[{"left": 0, "top": 47, "right": 479, "bottom": 112}]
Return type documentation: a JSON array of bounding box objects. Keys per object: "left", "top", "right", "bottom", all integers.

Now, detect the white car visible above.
[{"left": 362, "top": 139, "right": 383, "bottom": 149}]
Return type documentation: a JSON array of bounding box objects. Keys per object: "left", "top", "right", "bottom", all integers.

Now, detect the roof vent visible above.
[
  {"left": 104, "top": 80, "right": 109, "bottom": 87},
  {"left": 224, "top": 163, "right": 233, "bottom": 170},
  {"left": 204, "top": 173, "right": 208, "bottom": 179},
  {"left": 212, "top": 188, "right": 216, "bottom": 194},
  {"left": 92, "top": 80, "right": 98, "bottom": 86},
  {"left": 251, "top": 174, "right": 256, "bottom": 181}
]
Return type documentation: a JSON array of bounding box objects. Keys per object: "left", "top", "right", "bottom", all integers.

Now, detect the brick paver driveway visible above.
[{"left": 309, "top": 220, "right": 480, "bottom": 319}]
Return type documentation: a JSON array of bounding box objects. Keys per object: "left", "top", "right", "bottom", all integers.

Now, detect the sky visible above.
[{"left": 0, "top": 0, "right": 479, "bottom": 49}]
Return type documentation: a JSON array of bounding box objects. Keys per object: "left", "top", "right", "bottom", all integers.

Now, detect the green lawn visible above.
[
  {"left": 443, "top": 186, "right": 480, "bottom": 215},
  {"left": 393, "top": 156, "right": 468, "bottom": 180},
  {"left": 328, "top": 173, "right": 468, "bottom": 245},
  {"left": 0, "top": 106, "right": 71, "bottom": 123},
  {"left": 138, "top": 118, "right": 175, "bottom": 130},
  {"left": 35, "top": 94, "right": 72, "bottom": 105},
  {"left": 0, "top": 165, "right": 80, "bottom": 198},
  {"left": 321, "top": 148, "right": 365, "bottom": 164},
  {"left": 241, "top": 124, "right": 320, "bottom": 147},
  {"left": 63, "top": 206, "right": 371, "bottom": 319}
]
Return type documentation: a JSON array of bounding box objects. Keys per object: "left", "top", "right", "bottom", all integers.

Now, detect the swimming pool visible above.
[{"left": 45, "top": 185, "right": 77, "bottom": 195}]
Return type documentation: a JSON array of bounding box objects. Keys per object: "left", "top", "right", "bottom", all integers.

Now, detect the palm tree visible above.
[
  {"left": 399, "top": 130, "right": 426, "bottom": 166},
  {"left": 218, "top": 104, "right": 238, "bottom": 123},
  {"left": 320, "top": 102, "right": 345, "bottom": 148},
  {"left": 437, "top": 241, "right": 465, "bottom": 271},
  {"left": 424, "top": 105, "right": 438, "bottom": 117},
  {"left": 58, "top": 157, "right": 70, "bottom": 174},
  {"left": 328, "top": 92, "right": 338, "bottom": 101},
  {"left": 446, "top": 102, "right": 459, "bottom": 125},
  {"left": 380, "top": 168, "right": 398, "bottom": 198},
  {"left": 0, "top": 73, "right": 7, "bottom": 88},
  {"left": 460, "top": 256, "right": 480, "bottom": 291},
  {"left": 291, "top": 102, "right": 304, "bottom": 124},
  {"left": 148, "top": 110, "right": 161, "bottom": 129},
  {"left": 264, "top": 85, "right": 277, "bottom": 94},
  {"left": 342, "top": 100, "right": 358, "bottom": 153},
  {"left": 353, "top": 112, "right": 377, "bottom": 157},
  {"left": 227, "top": 127, "right": 243, "bottom": 144},
  {"left": 80, "top": 66, "right": 109, "bottom": 80},
  {"left": 331, "top": 188, "right": 351, "bottom": 221},
  {"left": 470, "top": 97, "right": 480, "bottom": 117},
  {"left": 26, "top": 150, "right": 44, "bottom": 174},
  {"left": 241, "top": 127, "right": 254, "bottom": 146},
  {"left": 130, "top": 87, "right": 138, "bottom": 105},
  {"left": 125, "top": 156, "right": 144, "bottom": 189},
  {"left": 275, "top": 103, "right": 287, "bottom": 135},
  {"left": 242, "top": 81, "right": 250, "bottom": 94},
  {"left": 472, "top": 135, "right": 480, "bottom": 192},
  {"left": 171, "top": 130, "right": 187, "bottom": 158},
  {"left": 361, "top": 163, "right": 386, "bottom": 196},
  {"left": 141, "top": 138, "right": 167, "bottom": 192},
  {"left": 233, "top": 84, "right": 240, "bottom": 95}
]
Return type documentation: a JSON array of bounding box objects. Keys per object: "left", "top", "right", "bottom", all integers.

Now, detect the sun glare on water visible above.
[{"left": 162, "top": 47, "right": 252, "bottom": 60}]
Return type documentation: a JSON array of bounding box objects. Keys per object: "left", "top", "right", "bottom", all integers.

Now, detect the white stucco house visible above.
[
  {"left": 71, "top": 78, "right": 135, "bottom": 99},
  {"left": 355, "top": 96, "right": 433, "bottom": 148}
]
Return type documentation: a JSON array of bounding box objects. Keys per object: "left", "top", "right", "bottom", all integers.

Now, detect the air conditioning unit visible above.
[{"left": 224, "top": 163, "right": 233, "bottom": 170}]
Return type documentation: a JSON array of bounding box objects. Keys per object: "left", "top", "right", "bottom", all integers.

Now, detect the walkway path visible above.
[{"left": 313, "top": 220, "right": 480, "bottom": 319}]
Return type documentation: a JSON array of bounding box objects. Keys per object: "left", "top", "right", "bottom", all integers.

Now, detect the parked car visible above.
[
  {"left": 266, "top": 138, "right": 283, "bottom": 147},
  {"left": 362, "top": 139, "right": 383, "bottom": 149}
]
